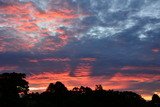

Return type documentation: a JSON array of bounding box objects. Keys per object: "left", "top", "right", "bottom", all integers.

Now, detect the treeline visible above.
[{"left": 0, "top": 72, "right": 160, "bottom": 107}]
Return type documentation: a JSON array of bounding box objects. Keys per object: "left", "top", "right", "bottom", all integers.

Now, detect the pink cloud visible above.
[
  {"left": 110, "top": 72, "right": 160, "bottom": 83},
  {"left": 0, "top": 2, "right": 87, "bottom": 53},
  {"left": 111, "top": 66, "right": 160, "bottom": 72},
  {"left": 26, "top": 70, "right": 160, "bottom": 100},
  {"left": 0, "top": 66, "right": 18, "bottom": 72},
  {"left": 26, "top": 72, "right": 129, "bottom": 92},
  {"left": 152, "top": 48, "right": 160, "bottom": 53}
]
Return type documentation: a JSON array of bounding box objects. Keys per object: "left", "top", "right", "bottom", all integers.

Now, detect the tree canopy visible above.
[{"left": 0, "top": 72, "right": 29, "bottom": 99}]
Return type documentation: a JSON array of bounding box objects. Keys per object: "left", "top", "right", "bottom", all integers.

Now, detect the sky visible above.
[{"left": 0, "top": 0, "right": 160, "bottom": 100}]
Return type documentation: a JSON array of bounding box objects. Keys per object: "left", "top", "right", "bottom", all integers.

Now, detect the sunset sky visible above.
[{"left": 0, "top": 0, "right": 160, "bottom": 100}]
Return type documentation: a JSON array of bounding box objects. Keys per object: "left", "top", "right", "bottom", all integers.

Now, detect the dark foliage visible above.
[
  {"left": 0, "top": 72, "right": 29, "bottom": 99},
  {"left": 0, "top": 72, "right": 160, "bottom": 107}
]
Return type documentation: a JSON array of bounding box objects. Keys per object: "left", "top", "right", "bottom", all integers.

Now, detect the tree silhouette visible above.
[
  {"left": 95, "top": 84, "right": 103, "bottom": 91},
  {"left": 46, "top": 83, "right": 55, "bottom": 93},
  {"left": 72, "top": 87, "right": 79, "bottom": 91},
  {"left": 0, "top": 73, "right": 159, "bottom": 107},
  {"left": 46, "top": 81, "right": 68, "bottom": 95},
  {"left": 0, "top": 72, "right": 29, "bottom": 99},
  {"left": 152, "top": 94, "right": 160, "bottom": 104}
]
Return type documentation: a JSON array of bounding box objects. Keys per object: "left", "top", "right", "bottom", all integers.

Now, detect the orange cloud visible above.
[
  {"left": 26, "top": 71, "right": 160, "bottom": 100},
  {"left": 17, "top": 23, "right": 39, "bottom": 33},
  {"left": 35, "top": 10, "right": 80, "bottom": 20},
  {"left": 0, "top": 34, "right": 36, "bottom": 52},
  {"left": 0, "top": 2, "right": 87, "bottom": 52},
  {"left": 110, "top": 73, "right": 160, "bottom": 83},
  {"left": 74, "top": 63, "right": 92, "bottom": 77},
  {"left": 27, "top": 72, "right": 129, "bottom": 92}
]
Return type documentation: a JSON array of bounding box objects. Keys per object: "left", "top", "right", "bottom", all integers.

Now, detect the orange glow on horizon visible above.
[
  {"left": 26, "top": 72, "right": 129, "bottom": 91},
  {"left": 26, "top": 71, "right": 160, "bottom": 100}
]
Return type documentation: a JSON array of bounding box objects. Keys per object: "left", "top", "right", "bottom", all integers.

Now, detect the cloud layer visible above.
[{"left": 0, "top": 0, "right": 160, "bottom": 100}]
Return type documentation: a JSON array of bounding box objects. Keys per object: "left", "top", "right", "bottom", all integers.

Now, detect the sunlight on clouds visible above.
[
  {"left": 110, "top": 73, "right": 160, "bottom": 83},
  {"left": 0, "top": 0, "right": 160, "bottom": 101},
  {"left": 137, "top": 1, "right": 160, "bottom": 19},
  {"left": 86, "top": 19, "right": 137, "bottom": 39},
  {"left": 0, "top": 1, "right": 86, "bottom": 52},
  {"left": 27, "top": 72, "right": 129, "bottom": 92}
]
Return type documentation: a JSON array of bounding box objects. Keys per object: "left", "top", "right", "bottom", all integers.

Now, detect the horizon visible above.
[
  {"left": 0, "top": 0, "right": 160, "bottom": 101},
  {"left": 27, "top": 79, "right": 153, "bottom": 101},
  {"left": 26, "top": 72, "right": 158, "bottom": 100}
]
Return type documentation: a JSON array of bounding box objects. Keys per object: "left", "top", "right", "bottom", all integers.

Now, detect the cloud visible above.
[
  {"left": 28, "top": 57, "right": 71, "bottom": 63},
  {"left": 0, "top": 66, "right": 18, "bottom": 72},
  {"left": 111, "top": 66, "right": 160, "bottom": 73},
  {"left": 26, "top": 72, "right": 129, "bottom": 92},
  {"left": 0, "top": 0, "right": 160, "bottom": 101},
  {"left": 0, "top": 1, "right": 86, "bottom": 53},
  {"left": 1, "top": 0, "right": 160, "bottom": 53},
  {"left": 110, "top": 73, "right": 160, "bottom": 83},
  {"left": 26, "top": 71, "right": 160, "bottom": 100}
]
